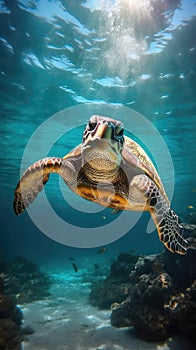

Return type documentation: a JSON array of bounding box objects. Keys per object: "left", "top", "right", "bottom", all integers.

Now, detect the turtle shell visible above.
[{"left": 122, "top": 135, "right": 169, "bottom": 204}]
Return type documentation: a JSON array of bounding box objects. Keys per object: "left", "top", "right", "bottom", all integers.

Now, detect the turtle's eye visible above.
[
  {"left": 115, "top": 126, "right": 124, "bottom": 137},
  {"left": 88, "top": 122, "right": 97, "bottom": 131}
]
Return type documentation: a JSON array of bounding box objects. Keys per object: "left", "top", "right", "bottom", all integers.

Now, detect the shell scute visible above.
[{"left": 123, "top": 135, "right": 169, "bottom": 204}]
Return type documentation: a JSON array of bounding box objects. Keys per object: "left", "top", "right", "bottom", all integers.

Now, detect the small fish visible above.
[
  {"left": 111, "top": 209, "right": 121, "bottom": 214},
  {"left": 96, "top": 247, "right": 107, "bottom": 254},
  {"left": 72, "top": 262, "right": 78, "bottom": 272},
  {"left": 94, "top": 263, "right": 99, "bottom": 269},
  {"left": 69, "top": 257, "right": 75, "bottom": 261},
  {"left": 187, "top": 205, "right": 194, "bottom": 209},
  {"left": 129, "top": 249, "right": 137, "bottom": 254},
  {"left": 102, "top": 215, "right": 106, "bottom": 220}
]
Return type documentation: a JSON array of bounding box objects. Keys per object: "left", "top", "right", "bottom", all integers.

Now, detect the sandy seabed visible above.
[{"left": 20, "top": 270, "right": 195, "bottom": 350}]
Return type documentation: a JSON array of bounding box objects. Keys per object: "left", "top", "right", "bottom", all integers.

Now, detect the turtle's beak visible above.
[
  {"left": 94, "top": 123, "right": 110, "bottom": 139},
  {"left": 94, "top": 122, "right": 124, "bottom": 144}
]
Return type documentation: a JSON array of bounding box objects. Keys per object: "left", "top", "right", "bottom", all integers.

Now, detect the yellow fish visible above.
[{"left": 96, "top": 247, "right": 107, "bottom": 254}]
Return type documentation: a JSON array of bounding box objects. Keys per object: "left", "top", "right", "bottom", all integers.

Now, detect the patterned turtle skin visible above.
[{"left": 14, "top": 115, "right": 188, "bottom": 255}]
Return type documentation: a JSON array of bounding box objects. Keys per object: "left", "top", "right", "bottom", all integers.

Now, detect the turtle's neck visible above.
[{"left": 82, "top": 161, "right": 121, "bottom": 184}]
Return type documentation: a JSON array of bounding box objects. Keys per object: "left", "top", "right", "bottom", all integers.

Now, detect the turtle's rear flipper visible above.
[
  {"left": 152, "top": 208, "right": 188, "bottom": 255},
  {"left": 13, "top": 157, "right": 75, "bottom": 215},
  {"left": 131, "top": 174, "right": 188, "bottom": 255}
]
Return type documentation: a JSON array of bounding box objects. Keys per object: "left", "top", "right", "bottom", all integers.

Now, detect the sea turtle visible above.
[{"left": 13, "top": 115, "right": 188, "bottom": 255}]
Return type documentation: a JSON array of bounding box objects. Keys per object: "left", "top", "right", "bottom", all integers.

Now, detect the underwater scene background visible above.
[{"left": 0, "top": 0, "right": 196, "bottom": 349}]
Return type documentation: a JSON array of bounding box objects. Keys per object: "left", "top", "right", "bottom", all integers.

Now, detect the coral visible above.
[
  {"left": 0, "top": 256, "right": 50, "bottom": 349},
  {"left": 0, "top": 278, "right": 23, "bottom": 350},
  {"left": 20, "top": 325, "right": 34, "bottom": 335},
  {"left": 0, "top": 294, "right": 22, "bottom": 327},
  {"left": 134, "top": 254, "right": 165, "bottom": 276},
  {"left": 110, "top": 253, "right": 138, "bottom": 282},
  {"left": 3, "top": 256, "right": 51, "bottom": 303},
  {"left": 0, "top": 295, "right": 15, "bottom": 319},
  {"left": 89, "top": 224, "right": 196, "bottom": 342},
  {"left": 89, "top": 253, "right": 137, "bottom": 308},
  {"left": 164, "top": 229, "right": 196, "bottom": 289},
  {"left": 0, "top": 319, "right": 21, "bottom": 350},
  {"left": 89, "top": 280, "right": 132, "bottom": 309},
  {"left": 164, "top": 280, "right": 196, "bottom": 338},
  {"left": 111, "top": 270, "right": 175, "bottom": 341}
]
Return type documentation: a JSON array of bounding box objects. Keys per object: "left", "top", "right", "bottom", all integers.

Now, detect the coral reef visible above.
[
  {"left": 90, "top": 280, "right": 132, "bottom": 309},
  {"left": 1, "top": 256, "right": 51, "bottom": 303},
  {"left": 89, "top": 224, "right": 196, "bottom": 341},
  {"left": 0, "top": 275, "right": 23, "bottom": 350},
  {"left": 0, "top": 256, "right": 50, "bottom": 349},
  {"left": 89, "top": 253, "right": 137, "bottom": 308}
]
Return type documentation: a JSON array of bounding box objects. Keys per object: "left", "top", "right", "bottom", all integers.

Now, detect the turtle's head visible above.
[{"left": 82, "top": 115, "right": 124, "bottom": 171}]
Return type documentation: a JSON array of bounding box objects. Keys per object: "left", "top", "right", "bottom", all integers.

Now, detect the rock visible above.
[
  {"left": 89, "top": 279, "right": 132, "bottom": 309},
  {"left": 111, "top": 298, "right": 132, "bottom": 327},
  {"left": 164, "top": 280, "right": 196, "bottom": 339},
  {"left": 0, "top": 257, "right": 49, "bottom": 349},
  {"left": 134, "top": 254, "right": 165, "bottom": 276},
  {"left": 0, "top": 295, "right": 15, "bottom": 319},
  {"left": 133, "top": 273, "right": 173, "bottom": 305},
  {"left": 0, "top": 287, "right": 23, "bottom": 349},
  {"left": 21, "top": 325, "right": 34, "bottom": 335},
  {"left": 112, "top": 272, "right": 174, "bottom": 341},
  {"left": 0, "top": 319, "right": 21, "bottom": 350},
  {"left": 0, "top": 294, "right": 22, "bottom": 326},
  {"left": 11, "top": 307, "right": 23, "bottom": 327},
  {"left": 111, "top": 246, "right": 196, "bottom": 341},
  {"left": 89, "top": 223, "right": 196, "bottom": 342},
  {"left": 133, "top": 307, "right": 172, "bottom": 341},
  {"left": 117, "top": 253, "right": 138, "bottom": 264},
  {"left": 10, "top": 256, "right": 38, "bottom": 276},
  {"left": 3, "top": 276, "right": 21, "bottom": 295},
  {"left": 2, "top": 256, "right": 52, "bottom": 303},
  {"left": 164, "top": 236, "right": 196, "bottom": 289},
  {"left": 110, "top": 253, "right": 138, "bottom": 283}
]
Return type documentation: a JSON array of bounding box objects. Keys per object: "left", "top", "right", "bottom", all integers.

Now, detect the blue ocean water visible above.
[{"left": 0, "top": 0, "right": 196, "bottom": 269}]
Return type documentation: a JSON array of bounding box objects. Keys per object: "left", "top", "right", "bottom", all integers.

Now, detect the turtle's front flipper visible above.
[
  {"left": 13, "top": 157, "right": 76, "bottom": 215},
  {"left": 130, "top": 175, "right": 188, "bottom": 255}
]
